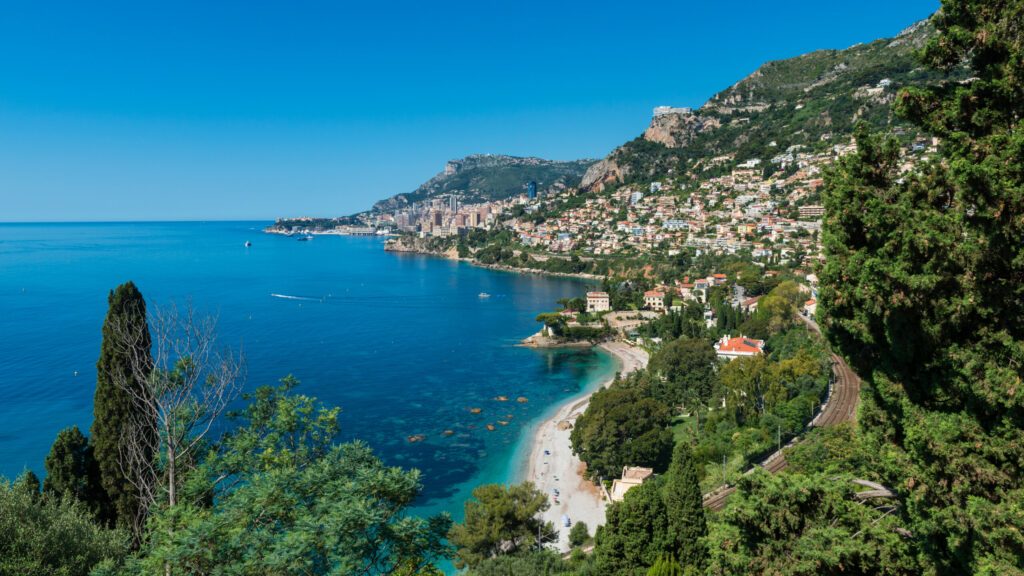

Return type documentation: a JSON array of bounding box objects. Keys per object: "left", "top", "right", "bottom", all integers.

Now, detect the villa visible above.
[
  {"left": 609, "top": 466, "right": 655, "bottom": 502},
  {"left": 714, "top": 334, "right": 765, "bottom": 360},
  {"left": 644, "top": 290, "right": 665, "bottom": 311},
  {"left": 587, "top": 291, "right": 611, "bottom": 313}
]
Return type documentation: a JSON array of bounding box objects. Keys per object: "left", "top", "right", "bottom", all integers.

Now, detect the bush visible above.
[{"left": 569, "top": 521, "right": 590, "bottom": 547}]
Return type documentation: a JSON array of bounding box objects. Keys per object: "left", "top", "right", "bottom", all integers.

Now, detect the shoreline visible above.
[{"left": 518, "top": 340, "right": 649, "bottom": 552}]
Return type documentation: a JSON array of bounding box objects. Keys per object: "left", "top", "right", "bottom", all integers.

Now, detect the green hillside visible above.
[
  {"left": 373, "top": 154, "right": 595, "bottom": 212},
  {"left": 582, "top": 19, "right": 964, "bottom": 190}
]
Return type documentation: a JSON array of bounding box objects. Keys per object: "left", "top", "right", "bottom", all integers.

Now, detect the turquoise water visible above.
[{"left": 0, "top": 221, "right": 617, "bottom": 526}]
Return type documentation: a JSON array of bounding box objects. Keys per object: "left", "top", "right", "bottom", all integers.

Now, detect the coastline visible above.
[{"left": 518, "top": 340, "right": 649, "bottom": 552}]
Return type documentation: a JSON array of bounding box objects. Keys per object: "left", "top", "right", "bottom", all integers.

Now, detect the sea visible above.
[{"left": 0, "top": 221, "right": 618, "bottom": 527}]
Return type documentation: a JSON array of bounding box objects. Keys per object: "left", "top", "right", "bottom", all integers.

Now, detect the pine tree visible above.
[
  {"left": 43, "top": 425, "right": 109, "bottom": 521},
  {"left": 91, "top": 281, "right": 153, "bottom": 530},
  {"left": 662, "top": 442, "right": 706, "bottom": 571}
]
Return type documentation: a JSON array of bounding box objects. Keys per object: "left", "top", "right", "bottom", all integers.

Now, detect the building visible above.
[
  {"left": 449, "top": 195, "right": 458, "bottom": 213},
  {"left": 527, "top": 180, "right": 538, "bottom": 200},
  {"left": 653, "top": 106, "right": 692, "bottom": 117},
  {"left": 799, "top": 205, "right": 826, "bottom": 219},
  {"left": 644, "top": 290, "right": 666, "bottom": 311},
  {"left": 586, "top": 291, "right": 611, "bottom": 313},
  {"left": 714, "top": 334, "right": 766, "bottom": 360},
  {"left": 610, "top": 466, "right": 654, "bottom": 502}
]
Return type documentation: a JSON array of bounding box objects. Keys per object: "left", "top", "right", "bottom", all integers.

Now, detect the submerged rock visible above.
[
  {"left": 494, "top": 395, "right": 508, "bottom": 402},
  {"left": 469, "top": 407, "right": 483, "bottom": 414},
  {"left": 407, "top": 434, "right": 426, "bottom": 443},
  {"left": 516, "top": 396, "right": 529, "bottom": 403},
  {"left": 486, "top": 424, "right": 496, "bottom": 431},
  {"left": 441, "top": 430, "right": 455, "bottom": 437}
]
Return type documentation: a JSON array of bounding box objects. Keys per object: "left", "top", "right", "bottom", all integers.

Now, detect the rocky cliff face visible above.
[{"left": 643, "top": 111, "right": 717, "bottom": 148}]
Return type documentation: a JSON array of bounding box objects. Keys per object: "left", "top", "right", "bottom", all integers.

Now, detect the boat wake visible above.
[{"left": 270, "top": 293, "right": 321, "bottom": 302}]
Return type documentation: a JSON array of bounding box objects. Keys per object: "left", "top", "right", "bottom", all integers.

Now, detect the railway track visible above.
[{"left": 702, "top": 322, "right": 860, "bottom": 511}]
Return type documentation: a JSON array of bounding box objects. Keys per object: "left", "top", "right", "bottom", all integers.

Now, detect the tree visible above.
[
  {"left": 569, "top": 521, "right": 590, "bottom": 548},
  {"left": 820, "top": 3, "right": 1024, "bottom": 572},
  {"left": 124, "top": 378, "right": 451, "bottom": 575},
  {"left": 91, "top": 281, "right": 153, "bottom": 532},
  {"left": 13, "top": 470, "right": 41, "bottom": 498},
  {"left": 0, "top": 480, "right": 129, "bottom": 576},
  {"left": 109, "top": 303, "right": 241, "bottom": 534},
  {"left": 705, "top": 470, "right": 919, "bottom": 576},
  {"left": 570, "top": 386, "right": 674, "bottom": 479},
  {"left": 463, "top": 549, "right": 577, "bottom": 576},
  {"left": 647, "top": 338, "right": 719, "bottom": 407},
  {"left": 448, "top": 482, "right": 551, "bottom": 569},
  {"left": 43, "top": 426, "right": 108, "bottom": 521},
  {"left": 647, "top": 554, "right": 685, "bottom": 576},
  {"left": 662, "top": 443, "right": 707, "bottom": 571},
  {"left": 593, "top": 479, "right": 669, "bottom": 574}
]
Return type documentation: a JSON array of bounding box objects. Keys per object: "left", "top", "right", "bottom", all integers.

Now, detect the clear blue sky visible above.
[{"left": 0, "top": 0, "right": 939, "bottom": 222}]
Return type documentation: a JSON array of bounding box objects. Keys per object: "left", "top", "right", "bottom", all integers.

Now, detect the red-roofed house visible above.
[
  {"left": 644, "top": 290, "right": 666, "bottom": 311},
  {"left": 714, "top": 334, "right": 765, "bottom": 360}
]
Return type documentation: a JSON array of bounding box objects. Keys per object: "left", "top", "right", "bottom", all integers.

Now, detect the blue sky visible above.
[{"left": 0, "top": 0, "right": 939, "bottom": 222}]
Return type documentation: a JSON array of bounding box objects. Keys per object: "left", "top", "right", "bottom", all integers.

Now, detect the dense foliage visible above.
[
  {"left": 118, "top": 378, "right": 451, "bottom": 575},
  {"left": 820, "top": 1, "right": 1024, "bottom": 573},
  {"left": 42, "top": 426, "right": 107, "bottom": 521},
  {"left": 570, "top": 384, "right": 675, "bottom": 479},
  {"left": 0, "top": 480, "right": 129, "bottom": 576},
  {"left": 448, "top": 482, "right": 551, "bottom": 569}
]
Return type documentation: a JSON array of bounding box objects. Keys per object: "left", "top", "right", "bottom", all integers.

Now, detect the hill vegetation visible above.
[{"left": 373, "top": 154, "right": 596, "bottom": 211}]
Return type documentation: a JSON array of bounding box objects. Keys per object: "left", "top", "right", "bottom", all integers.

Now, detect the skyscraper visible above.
[
  {"left": 449, "top": 195, "right": 458, "bottom": 213},
  {"left": 527, "top": 180, "right": 537, "bottom": 200}
]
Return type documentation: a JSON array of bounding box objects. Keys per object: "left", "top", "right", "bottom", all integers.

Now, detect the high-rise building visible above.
[
  {"left": 527, "top": 180, "right": 538, "bottom": 200},
  {"left": 448, "top": 195, "right": 458, "bottom": 213}
]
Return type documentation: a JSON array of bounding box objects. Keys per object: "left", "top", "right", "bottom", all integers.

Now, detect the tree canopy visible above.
[{"left": 820, "top": 1, "right": 1024, "bottom": 572}]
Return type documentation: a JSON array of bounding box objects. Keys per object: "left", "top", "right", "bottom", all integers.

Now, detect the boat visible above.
[
  {"left": 297, "top": 234, "right": 313, "bottom": 242},
  {"left": 244, "top": 241, "right": 252, "bottom": 247},
  {"left": 478, "top": 292, "right": 491, "bottom": 298}
]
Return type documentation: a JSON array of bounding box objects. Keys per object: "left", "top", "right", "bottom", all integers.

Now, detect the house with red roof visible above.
[
  {"left": 644, "top": 290, "right": 666, "bottom": 311},
  {"left": 714, "top": 334, "right": 765, "bottom": 360}
]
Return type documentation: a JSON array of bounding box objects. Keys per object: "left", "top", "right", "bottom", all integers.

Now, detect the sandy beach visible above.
[{"left": 522, "top": 340, "right": 649, "bottom": 551}]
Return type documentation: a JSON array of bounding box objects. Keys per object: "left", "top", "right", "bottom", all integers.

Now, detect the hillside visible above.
[
  {"left": 581, "top": 19, "right": 954, "bottom": 191},
  {"left": 372, "top": 154, "right": 596, "bottom": 212}
]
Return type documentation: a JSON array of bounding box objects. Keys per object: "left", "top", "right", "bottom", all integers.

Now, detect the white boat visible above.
[
  {"left": 478, "top": 292, "right": 491, "bottom": 298},
  {"left": 244, "top": 241, "right": 252, "bottom": 247}
]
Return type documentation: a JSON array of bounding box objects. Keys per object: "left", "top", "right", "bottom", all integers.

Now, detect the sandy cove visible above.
[{"left": 521, "top": 340, "right": 649, "bottom": 552}]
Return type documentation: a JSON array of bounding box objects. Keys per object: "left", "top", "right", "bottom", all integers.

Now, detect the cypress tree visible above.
[
  {"left": 91, "top": 281, "right": 153, "bottom": 529},
  {"left": 662, "top": 442, "right": 707, "bottom": 571},
  {"left": 43, "top": 425, "right": 109, "bottom": 521}
]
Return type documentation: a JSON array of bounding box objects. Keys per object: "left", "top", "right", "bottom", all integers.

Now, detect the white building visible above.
[
  {"left": 586, "top": 291, "right": 611, "bottom": 313},
  {"left": 644, "top": 290, "right": 666, "bottom": 311},
  {"left": 610, "top": 466, "right": 654, "bottom": 502}
]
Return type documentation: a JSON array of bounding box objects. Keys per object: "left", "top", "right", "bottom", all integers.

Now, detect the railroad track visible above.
[{"left": 702, "top": 322, "right": 860, "bottom": 511}]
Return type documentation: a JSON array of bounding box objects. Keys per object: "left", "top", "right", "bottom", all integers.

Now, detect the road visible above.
[{"left": 702, "top": 316, "right": 861, "bottom": 511}]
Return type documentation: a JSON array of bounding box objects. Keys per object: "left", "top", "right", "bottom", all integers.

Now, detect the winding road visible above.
[{"left": 702, "top": 316, "right": 861, "bottom": 511}]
